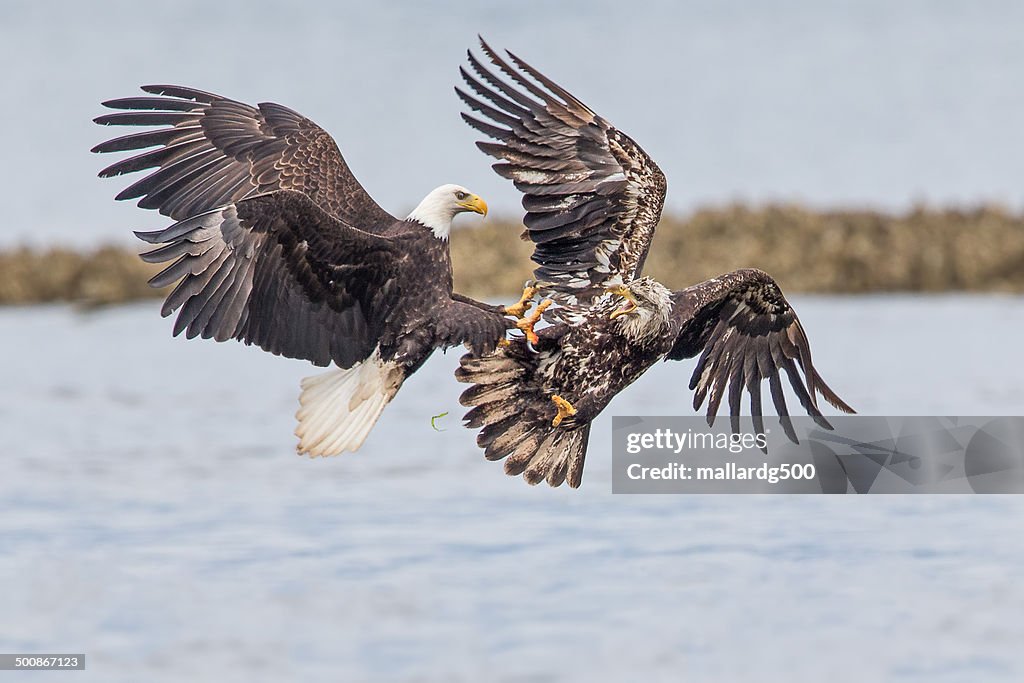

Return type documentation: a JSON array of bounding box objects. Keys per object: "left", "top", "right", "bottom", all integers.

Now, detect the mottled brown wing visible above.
[
  {"left": 93, "top": 85, "right": 395, "bottom": 229},
  {"left": 458, "top": 39, "right": 667, "bottom": 307},
  {"left": 667, "top": 269, "right": 854, "bottom": 440},
  {"left": 136, "top": 190, "right": 405, "bottom": 368}
]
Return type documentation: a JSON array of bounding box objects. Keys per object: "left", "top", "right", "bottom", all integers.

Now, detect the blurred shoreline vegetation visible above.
[{"left": 2, "top": 203, "right": 1022, "bottom": 308}]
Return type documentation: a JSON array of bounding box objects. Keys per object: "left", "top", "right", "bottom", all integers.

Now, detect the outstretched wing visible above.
[
  {"left": 667, "top": 269, "right": 854, "bottom": 440},
  {"left": 458, "top": 39, "right": 667, "bottom": 307},
  {"left": 93, "top": 85, "right": 395, "bottom": 229},
  {"left": 136, "top": 190, "right": 405, "bottom": 368}
]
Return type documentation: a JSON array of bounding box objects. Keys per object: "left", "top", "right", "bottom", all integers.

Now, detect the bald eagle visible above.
[
  {"left": 455, "top": 41, "right": 854, "bottom": 488},
  {"left": 93, "top": 85, "right": 534, "bottom": 455}
]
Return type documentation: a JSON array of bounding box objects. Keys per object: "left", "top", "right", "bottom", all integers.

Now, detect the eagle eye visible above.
[{"left": 455, "top": 191, "right": 468, "bottom": 201}]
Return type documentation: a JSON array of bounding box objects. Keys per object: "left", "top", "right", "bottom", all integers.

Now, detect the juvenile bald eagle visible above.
[
  {"left": 93, "top": 85, "right": 533, "bottom": 455},
  {"left": 455, "top": 41, "right": 854, "bottom": 488}
]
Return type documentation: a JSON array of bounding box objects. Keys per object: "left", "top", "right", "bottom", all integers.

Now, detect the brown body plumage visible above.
[
  {"left": 456, "top": 41, "right": 854, "bottom": 488},
  {"left": 94, "top": 85, "right": 510, "bottom": 455}
]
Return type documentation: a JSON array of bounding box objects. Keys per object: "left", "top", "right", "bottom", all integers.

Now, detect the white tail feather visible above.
[{"left": 295, "top": 351, "right": 404, "bottom": 456}]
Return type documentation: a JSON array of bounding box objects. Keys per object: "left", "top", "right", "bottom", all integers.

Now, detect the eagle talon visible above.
[
  {"left": 551, "top": 394, "right": 577, "bottom": 427},
  {"left": 516, "top": 299, "right": 552, "bottom": 345},
  {"left": 504, "top": 283, "right": 539, "bottom": 319}
]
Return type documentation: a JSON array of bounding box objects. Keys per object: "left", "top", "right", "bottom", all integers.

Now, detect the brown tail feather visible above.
[
  {"left": 457, "top": 345, "right": 592, "bottom": 488},
  {"left": 521, "top": 426, "right": 591, "bottom": 488}
]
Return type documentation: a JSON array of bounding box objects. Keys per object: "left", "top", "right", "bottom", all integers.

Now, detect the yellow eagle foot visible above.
[
  {"left": 551, "top": 394, "right": 577, "bottom": 427},
  {"left": 552, "top": 395, "right": 577, "bottom": 428},
  {"left": 504, "top": 283, "right": 539, "bottom": 318},
  {"left": 516, "top": 299, "right": 552, "bottom": 346}
]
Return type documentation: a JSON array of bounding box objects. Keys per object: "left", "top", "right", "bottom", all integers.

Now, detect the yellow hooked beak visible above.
[
  {"left": 607, "top": 285, "right": 638, "bottom": 319},
  {"left": 458, "top": 194, "right": 488, "bottom": 216}
]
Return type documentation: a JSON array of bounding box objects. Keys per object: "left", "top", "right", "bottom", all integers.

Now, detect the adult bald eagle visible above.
[
  {"left": 455, "top": 41, "right": 854, "bottom": 488},
  {"left": 93, "top": 85, "right": 532, "bottom": 455}
]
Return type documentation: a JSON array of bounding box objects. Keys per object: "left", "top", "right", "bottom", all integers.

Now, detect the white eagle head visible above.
[
  {"left": 407, "top": 184, "right": 488, "bottom": 240},
  {"left": 606, "top": 277, "right": 673, "bottom": 344}
]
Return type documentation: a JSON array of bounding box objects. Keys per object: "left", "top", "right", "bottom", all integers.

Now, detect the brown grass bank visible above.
[
  {"left": 454, "top": 203, "right": 1024, "bottom": 297},
  {"left": 2, "top": 204, "right": 1022, "bottom": 307}
]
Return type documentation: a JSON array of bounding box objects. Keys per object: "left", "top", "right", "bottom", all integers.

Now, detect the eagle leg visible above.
[
  {"left": 516, "top": 299, "right": 552, "bottom": 345},
  {"left": 504, "top": 282, "right": 539, "bottom": 318},
  {"left": 551, "top": 394, "right": 577, "bottom": 427}
]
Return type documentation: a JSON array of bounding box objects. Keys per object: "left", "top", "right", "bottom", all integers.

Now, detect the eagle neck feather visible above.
[
  {"left": 616, "top": 307, "right": 671, "bottom": 346},
  {"left": 406, "top": 195, "right": 455, "bottom": 241},
  {"left": 405, "top": 216, "right": 452, "bottom": 241}
]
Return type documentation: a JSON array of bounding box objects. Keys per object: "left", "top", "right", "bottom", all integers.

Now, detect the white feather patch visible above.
[
  {"left": 294, "top": 349, "right": 404, "bottom": 456},
  {"left": 406, "top": 183, "right": 477, "bottom": 240}
]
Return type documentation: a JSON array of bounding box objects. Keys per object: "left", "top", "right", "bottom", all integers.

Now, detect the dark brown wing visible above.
[
  {"left": 435, "top": 299, "right": 511, "bottom": 358},
  {"left": 458, "top": 39, "right": 667, "bottom": 307},
  {"left": 93, "top": 85, "right": 394, "bottom": 229},
  {"left": 136, "top": 190, "right": 405, "bottom": 368},
  {"left": 667, "top": 269, "right": 854, "bottom": 441}
]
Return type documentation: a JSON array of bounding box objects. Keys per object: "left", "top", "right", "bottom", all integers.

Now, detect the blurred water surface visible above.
[
  {"left": 1, "top": 297, "right": 1023, "bottom": 681},
  {"left": 0, "top": 0, "right": 1022, "bottom": 246}
]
